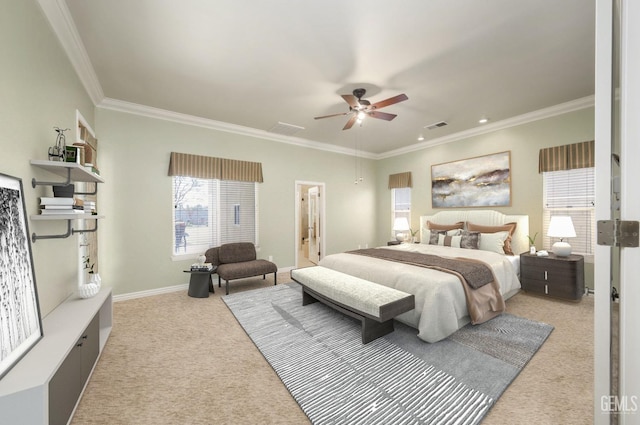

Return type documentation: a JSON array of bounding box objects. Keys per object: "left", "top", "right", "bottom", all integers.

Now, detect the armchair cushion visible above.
[{"left": 219, "top": 242, "right": 256, "bottom": 264}]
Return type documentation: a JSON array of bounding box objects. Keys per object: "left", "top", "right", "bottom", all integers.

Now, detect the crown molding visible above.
[
  {"left": 377, "top": 95, "right": 595, "bottom": 159},
  {"left": 98, "top": 98, "right": 379, "bottom": 160},
  {"left": 37, "top": 0, "right": 104, "bottom": 105}
]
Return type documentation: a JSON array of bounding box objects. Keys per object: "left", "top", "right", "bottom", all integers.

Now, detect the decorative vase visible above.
[
  {"left": 79, "top": 282, "right": 100, "bottom": 299},
  {"left": 197, "top": 254, "right": 206, "bottom": 265},
  {"left": 529, "top": 245, "right": 537, "bottom": 254},
  {"left": 89, "top": 273, "right": 102, "bottom": 287}
]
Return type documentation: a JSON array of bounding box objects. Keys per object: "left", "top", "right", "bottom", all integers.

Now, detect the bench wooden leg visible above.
[
  {"left": 302, "top": 288, "right": 318, "bottom": 306},
  {"left": 361, "top": 318, "right": 394, "bottom": 344}
]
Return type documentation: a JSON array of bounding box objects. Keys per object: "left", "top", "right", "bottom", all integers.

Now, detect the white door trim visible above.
[{"left": 294, "top": 181, "right": 326, "bottom": 268}]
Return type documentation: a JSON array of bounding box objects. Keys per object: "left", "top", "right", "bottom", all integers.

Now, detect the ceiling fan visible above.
[{"left": 314, "top": 88, "right": 409, "bottom": 130}]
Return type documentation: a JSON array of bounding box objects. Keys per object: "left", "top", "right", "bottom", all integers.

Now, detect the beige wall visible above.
[
  {"left": 375, "top": 107, "right": 595, "bottom": 287},
  {"left": 95, "top": 109, "right": 378, "bottom": 295},
  {"left": 1, "top": 0, "right": 95, "bottom": 315}
]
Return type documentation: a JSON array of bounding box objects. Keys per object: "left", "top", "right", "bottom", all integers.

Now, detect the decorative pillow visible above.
[
  {"left": 467, "top": 222, "right": 517, "bottom": 255},
  {"left": 478, "top": 231, "right": 510, "bottom": 254},
  {"left": 427, "top": 221, "right": 464, "bottom": 231},
  {"left": 427, "top": 229, "right": 461, "bottom": 245},
  {"left": 438, "top": 233, "right": 462, "bottom": 248},
  {"left": 459, "top": 231, "right": 480, "bottom": 250},
  {"left": 429, "top": 230, "right": 444, "bottom": 245}
]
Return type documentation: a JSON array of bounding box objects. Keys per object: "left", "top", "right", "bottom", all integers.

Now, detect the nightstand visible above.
[
  {"left": 387, "top": 240, "right": 402, "bottom": 246},
  {"left": 519, "top": 252, "right": 584, "bottom": 300}
]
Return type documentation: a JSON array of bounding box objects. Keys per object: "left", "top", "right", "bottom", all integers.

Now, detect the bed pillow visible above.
[
  {"left": 438, "top": 233, "right": 463, "bottom": 248},
  {"left": 478, "top": 231, "right": 510, "bottom": 254},
  {"left": 459, "top": 230, "right": 480, "bottom": 250},
  {"left": 426, "top": 229, "right": 461, "bottom": 245},
  {"left": 427, "top": 221, "right": 464, "bottom": 231},
  {"left": 467, "top": 222, "right": 517, "bottom": 255}
]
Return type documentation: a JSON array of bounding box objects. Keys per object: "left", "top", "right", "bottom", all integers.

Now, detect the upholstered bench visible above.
[{"left": 290, "top": 266, "right": 415, "bottom": 343}]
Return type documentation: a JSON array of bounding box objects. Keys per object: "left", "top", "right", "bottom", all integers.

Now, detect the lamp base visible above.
[
  {"left": 552, "top": 241, "right": 572, "bottom": 257},
  {"left": 396, "top": 232, "right": 406, "bottom": 242}
]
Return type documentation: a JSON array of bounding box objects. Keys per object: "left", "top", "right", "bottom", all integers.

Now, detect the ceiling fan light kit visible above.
[{"left": 315, "top": 88, "right": 408, "bottom": 130}]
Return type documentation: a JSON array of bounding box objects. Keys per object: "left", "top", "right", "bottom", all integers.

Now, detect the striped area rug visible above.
[{"left": 223, "top": 283, "right": 552, "bottom": 425}]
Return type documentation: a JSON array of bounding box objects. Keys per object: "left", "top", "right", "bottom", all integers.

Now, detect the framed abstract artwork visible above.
[
  {"left": 0, "top": 173, "right": 43, "bottom": 380},
  {"left": 431, "top": 151, "right": 511, "bottom": 208}
]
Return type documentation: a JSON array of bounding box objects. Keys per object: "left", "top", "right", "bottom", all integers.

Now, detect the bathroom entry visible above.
[{"left": 295, "top": 181, "right": 325, "bottom": 268}]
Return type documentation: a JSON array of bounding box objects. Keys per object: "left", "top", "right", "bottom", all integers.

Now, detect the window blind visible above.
[
  {"left": 542, "top": 167, "right": 595, "bottom": 256},
  {"left": 173, "top": 177, "right": 258, "bottom": 256}
]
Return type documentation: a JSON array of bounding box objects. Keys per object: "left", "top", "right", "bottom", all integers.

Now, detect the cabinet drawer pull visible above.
[
  {"left": 545, "top": 284, "right": 548, "bottom": 295},
  {"left": 544, "top": 270, "right": 548, "bottom": 280}
]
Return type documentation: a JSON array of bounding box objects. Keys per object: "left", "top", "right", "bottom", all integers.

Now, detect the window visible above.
[
  {"left": 172, "top": 176, "right": 258, "bottom": 257},
  {"left": 542, "top": 167, "right": 595, "bottom": 259},
  {"left": 391, "top": 187, "right": 411, "bottom": 239}
]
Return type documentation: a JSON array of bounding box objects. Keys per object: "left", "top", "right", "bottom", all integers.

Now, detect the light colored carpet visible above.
[{"left": 71, "top": 273, "right": 593, "bottom": 424}]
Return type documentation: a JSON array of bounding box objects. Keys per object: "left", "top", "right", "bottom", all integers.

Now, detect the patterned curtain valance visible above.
[
  {"left": 168, "top": 152, "right": 264, "bottom": 182},
  {"left": 388, "top": 172, "right": 413, "bottom": 189},
  {"left": 538, "top": 140, "right": 595, "bottom": 173}
]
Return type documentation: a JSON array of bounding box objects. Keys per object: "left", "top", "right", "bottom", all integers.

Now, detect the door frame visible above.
[
  {"left": 594, "top": 0, "right": 640, "bottom": 422},
  {"left": 294, "top": 181, "right": 326, "bottom": 268}
]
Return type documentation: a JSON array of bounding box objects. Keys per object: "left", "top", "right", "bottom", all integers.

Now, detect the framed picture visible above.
[
  {"left": 0, "top": 173, "right": 43, "bottom": 380},
  {"left": 431, "top": 151, "right": 511, "bottom": 208}
]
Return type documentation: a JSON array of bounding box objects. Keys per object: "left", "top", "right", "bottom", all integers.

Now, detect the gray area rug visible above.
[{"left": 222, "top": 283, "right": 553, "bottom": 425}]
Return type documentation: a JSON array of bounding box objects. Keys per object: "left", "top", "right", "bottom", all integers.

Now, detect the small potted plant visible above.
[
  {"left": 527, "top": 232, "right": 538, "bottom": 254},
  {"left": 410, "top": 228, "right": 420, "bottom": 243}
]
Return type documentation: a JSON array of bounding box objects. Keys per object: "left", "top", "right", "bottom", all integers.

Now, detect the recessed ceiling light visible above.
[
  {"left": 478, "top": 117, "right": 489, "bottom": 124},
  {"left": 417, "top": 134, "right": 424, "bottom": 141}
]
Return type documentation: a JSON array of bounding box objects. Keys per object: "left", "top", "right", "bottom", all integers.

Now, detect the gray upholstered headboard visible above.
[{"left": 419, "top": 210, "right": 530, "bottom": 255}]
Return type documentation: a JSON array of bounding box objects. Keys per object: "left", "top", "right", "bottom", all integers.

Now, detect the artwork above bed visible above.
[{"left": 431, "top": 151, "right": 511, "bottom": 208}]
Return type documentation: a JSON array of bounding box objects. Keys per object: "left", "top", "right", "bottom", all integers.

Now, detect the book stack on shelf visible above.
[
  {"left": 80, "top": 200, "right": 96, "bottom": 214},
  {"left": 39, "top": 197, "right": 83, "bottom": 215},
  {"left": 190, "top": 263, "right": 214, "bottom": 272}
]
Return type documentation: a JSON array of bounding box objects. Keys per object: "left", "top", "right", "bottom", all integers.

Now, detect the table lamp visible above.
[
  {"left": 393, "top": 217, "right": 410, "bottom": 242},
  {"left": 547, "top": 216, "right": 576, "bottom": 257}
]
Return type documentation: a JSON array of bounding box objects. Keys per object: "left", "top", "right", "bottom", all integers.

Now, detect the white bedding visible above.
[{"left": 318, "top": 243, "right": 521, "bottom": 343}]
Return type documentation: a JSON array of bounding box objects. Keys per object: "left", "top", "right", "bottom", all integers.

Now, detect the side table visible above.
[
  {"left": 519, "top": 252, "right": 584, "bottom": 300},
  {"left": 184, "top": 268, "right": 217, "bottom": 298}
]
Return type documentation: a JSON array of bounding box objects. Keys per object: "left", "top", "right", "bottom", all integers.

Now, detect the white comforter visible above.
[{"left": 318, "top": 244, "right": 521, "bottom": 343}]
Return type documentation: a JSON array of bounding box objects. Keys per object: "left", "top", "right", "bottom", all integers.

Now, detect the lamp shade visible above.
[
  {"left": 393, "top": 217, "right": 410, "bottom": 242},
  {"left": 393, "top": 217, "right": 410, "bottom": 231},
  {"left": 547, "top": 216, "right": 576, "bottom": 256},
  {"left": 547, "top": 216, "right": 576, "bottom": 238}
]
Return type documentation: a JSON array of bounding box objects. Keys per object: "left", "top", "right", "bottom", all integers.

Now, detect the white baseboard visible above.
[
  {"left": 113, "top": 267, "right": 295, "bottom": 302},
  {"left": 113, "top": 284, "right": 188, "bottom": 302}
]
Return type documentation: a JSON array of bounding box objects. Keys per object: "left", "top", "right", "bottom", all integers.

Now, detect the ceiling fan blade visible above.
[
  {"left": 343, "top": 115, "right": 357, "bottom": 130},
  {"left": 314, "top": 112, "right": 349, "bottom": 120},
  {"left": 341, "top": 94, "right": 360, "bottom": 108},
  {"left": 368, "top": 111, "right": 397, "bottom": 121},
  {"left": 370, "top": 93, "right": 408, "bottom": 109}
]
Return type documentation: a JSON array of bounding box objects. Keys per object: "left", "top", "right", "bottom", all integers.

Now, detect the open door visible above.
[
  {"left": 594, "top": 0, "right": 640, "bottom": 422},
  {"left": 307, "top": 186, "right": 320, "bottom": 264},
  {"left": 295, "top": 181, "right": 325, "bottom": 269}
]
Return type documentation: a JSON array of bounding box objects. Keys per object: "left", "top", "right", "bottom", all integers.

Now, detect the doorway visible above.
[{"left": 295, "top": 181, "right": 325, "bottom": 269}]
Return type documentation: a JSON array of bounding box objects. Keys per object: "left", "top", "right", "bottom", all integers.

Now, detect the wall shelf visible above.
[
  {"left": 29, "top": 215, "right": 104, "bottom": 243},
  {"left": 30, "top": 159, "right": 104, "bottom": 186},
  {"left": 30, "top": 159, "right": 105, "bottom": 242}
]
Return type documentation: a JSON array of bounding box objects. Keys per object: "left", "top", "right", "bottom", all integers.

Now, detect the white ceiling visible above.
[{"left": 49, "top": 0, "right": 595, "bottom": 156}]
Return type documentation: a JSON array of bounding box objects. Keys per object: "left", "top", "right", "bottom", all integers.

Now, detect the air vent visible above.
[
  {"left": 424, "top": 121, "right": 448, "bottom": 130},
  {"left": 268, "top": 122, "right": 305, "bottom": 136}
]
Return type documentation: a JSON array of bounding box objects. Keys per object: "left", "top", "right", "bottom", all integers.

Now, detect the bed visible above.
[{"left": 318, "top": 210, "right": 528, "bottom": 343}]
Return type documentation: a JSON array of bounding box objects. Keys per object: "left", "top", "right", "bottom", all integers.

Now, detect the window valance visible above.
[
  {"left": 168, "top": 152, "right": 264, "bottom": 183},
  {"left": 538, "top": 140, "right": 594, "bottom": 173},
  {"left": 388, "top": 172, "right": 413, "bottom": 189}
]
